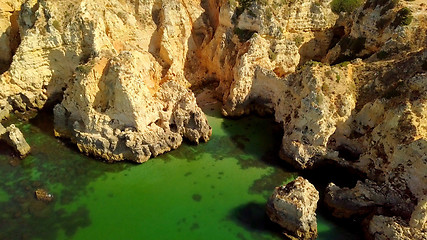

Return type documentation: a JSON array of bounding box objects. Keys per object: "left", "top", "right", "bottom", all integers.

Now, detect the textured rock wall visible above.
[
  {"left": 1, "top": 0, "right": 212, "bottom": 162},
  {"left": 0, "top": 0, "right": 426, "bottom": 237},
  {"left": 267, "top": 177, "right": 319, "bottom": 240},
  {"left": 198, "top": 0, "right": 427, "bottom": 238}
]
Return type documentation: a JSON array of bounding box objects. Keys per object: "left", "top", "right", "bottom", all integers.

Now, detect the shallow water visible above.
[{"left": 0, "top": 105, "right": 360, "bottom": 240}]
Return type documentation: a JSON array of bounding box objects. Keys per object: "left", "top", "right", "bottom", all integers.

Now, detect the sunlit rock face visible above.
[
  {"left": 267, "top": 177, "right": 319, "bottom": 240},
  {"left": 0, "top": 0, "right": 426, "bottom": 237},
  {"left": 199, "top": 0, "right": 427, "bottom": 238},
  {"left": 1, "top": 0, "right": 212, "bottom": 162}
]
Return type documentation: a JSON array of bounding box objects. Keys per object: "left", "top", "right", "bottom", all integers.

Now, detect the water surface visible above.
[{"left": 0, "top": 104, "right": 360, "bottom": 239}]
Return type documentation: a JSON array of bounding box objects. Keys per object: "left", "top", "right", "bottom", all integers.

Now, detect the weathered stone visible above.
[
  {"left": 266, "top": 177, "right": 319, "bottom": 240},
  {"left": 410, "top": 196, "right": 427, "bottom": 230},
  {"left": 325, "top": 180, "right": 414, "bottom": 219},
  {"left": 368, "top": 215, "right": 427, "bottom": 240},
  {"left": 54, "top": 52, "right": 211, "bottom": 163},
  {"left": 0, "top": 100, "right": 12, "bottom": 121},
  {"left": 324, "top": 0, "right": 427, "bottom": 64},
  {"left": 0, "top": 123, "right": 5, "bottom": 136},
  {"left": 1, "top": 0, "right": 213, "bottom": 163},
  {"left": 0, "top": 0, "right": 425, "bottom": 235},
  {"left": 2, "top": 124, "right": 30, "bottom": 157},
  {"left": 34, "top": 188, "right": 54, "bottom": 202}
]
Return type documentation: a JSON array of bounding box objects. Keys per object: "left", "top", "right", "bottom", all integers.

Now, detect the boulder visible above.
[
  {"left": 2, "top": 124, "right": 30, "bottom": 157},
  {"left": 266, "top": 176, "right": 319, "bottom": 240}
]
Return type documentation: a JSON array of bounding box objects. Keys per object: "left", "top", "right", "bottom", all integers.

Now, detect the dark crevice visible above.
[
  {"left": 0, "top": 9, "right": 21, "bottom": 75},
  {"left": 336, "top": 145, "right": 361, "bottom": 162}
]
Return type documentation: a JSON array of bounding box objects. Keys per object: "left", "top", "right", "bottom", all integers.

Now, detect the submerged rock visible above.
[
  {"left": 34, "top": 188, "right": 54, "bottom": 202},
  {"left": 1, "top": 124, "right": 30, "bottom": 157},
  {"left": 266, "top": 177, "right": 319, "bottom": 240}
]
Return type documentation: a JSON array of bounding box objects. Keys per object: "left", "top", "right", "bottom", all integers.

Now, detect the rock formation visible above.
[
  {"left": 1, "top": 0, "right": 212, "bottom": 162},
  {"left": 266, "top": 177, "right": 319, "bottom": 240},
  {"left": 0, "top": 0, "right": 426, "bottom": 237},
  {"left": 199, "top": 0, "right": 426, "bottom": 238},
  {"left": 0, "top": 123, "right": 31, "bottom": 157},
  {"left": 368, "top": 214, "right": 427, "bottom": 240}
]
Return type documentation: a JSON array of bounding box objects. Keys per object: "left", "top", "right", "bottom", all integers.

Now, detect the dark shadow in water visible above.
[
  {"left": 300, "top": 162, "right": 365, "bottom": 240},
  {"left": 228, "top": 202, "right": 283, "bottom": 240},
  {"left": 0, "top": 107, "right": 132, "bottom": 239}
]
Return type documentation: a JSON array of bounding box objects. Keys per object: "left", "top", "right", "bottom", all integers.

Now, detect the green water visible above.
[{"left": 0, "top": 105, "right": 360, "bottom": 240}]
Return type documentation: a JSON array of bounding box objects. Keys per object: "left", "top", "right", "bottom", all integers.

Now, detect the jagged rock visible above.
[
  {"left": 0, "top": 100, "right": 12, "bottom": 121},
  {"left": 368, "top": 215, "right": 427, "bottom": 240},
  {"left": 54, "top": 51, "right": 211, "bottom": 163},
  {"left": 325, "top": 179, "right": 415, "bottom": 219},
  {"left": 324, "top": 0, "right": 427, "bottom": 63},
  {"left": 1, "top": 0, "right": 213, "bottom": 162},
  {"left": 0, "top": 0, "right": 23, "bottom": 73},
  {"left": 201, "top": 1, "right": 427, "bottom": 231},
  {"left": 266, "top": 177, "right": 319, "bottom": 240},
  {"left": 0, "top": 123, "right": 5, "bottom": 135},
  {"left": 2, "top": 124, "right": 30, "bottom": 157},
  {"left": 201, "top": 0, "right": 338, "bottom": 117},
  {"left": 34, "top": 188, "right": 54, "bottom": 202},
  {"left": 410, "top": 196, "right": 427, "bottom": 231},
  {"left": 0, "top": 0, "right": 425, "bottom": 235}
]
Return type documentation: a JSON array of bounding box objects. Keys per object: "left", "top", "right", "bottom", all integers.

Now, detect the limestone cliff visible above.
[
  {"left": 0, "top": 0, "right": 212, "bottom": 162},
  {"left": 0, "top": 0, "right": 426, "bottom": 238},
  {"left": 197, "top": 0, "right": 427, "bottom": 238}
]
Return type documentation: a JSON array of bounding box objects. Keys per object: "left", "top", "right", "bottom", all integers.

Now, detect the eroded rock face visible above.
[
  {"left": 0, "top": 0, "right": 23, "bottom": 73},
  {"left": 54, "top": 52, "right": 211, "bottom": 162},
  {"left": 266, "top": 177, "right": 319, "bottom": 240},
  {"left": 1, "top": 0, "right": 212, "bottom": 162},
  {"left": 325, "top": 180, "right": 415, "bottom": 219},
  {"left": 199, "top": 0, "right": 426, "bottom": 236},
  {"left": 368, "top": 215, "right": 427, "bottom": 240},
  {"left": 324, "top": 0, "right": 427, "bottom": 64},
  {"left": 0, "top": 0, "right": 426, "bottom": 236},
  {"left": 1, "top": 124, "right": 30, "bottom": 157},
  {"left": 201, "top": 0, "right": 338, "bottom": 117}
]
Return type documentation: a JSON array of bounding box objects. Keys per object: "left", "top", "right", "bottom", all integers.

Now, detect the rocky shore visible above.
[{"left": 1, "top": 0, "right": 426, "bottom": 238}]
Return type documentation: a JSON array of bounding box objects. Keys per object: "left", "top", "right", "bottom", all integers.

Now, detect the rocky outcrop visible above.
[
  {"left": 0, "top": 0, "right": 426, "bottom": 236},
  {"left": 1, "top": 0, "right": 212, "bottom": 162},
  {"left": 54, "top": 52, "right": 211, "bottom": 162},
  {"left": 266, "top": 177, "right": 319, "bottom": 240},
  {"left": 0, "top": 0, "right": 23, "bottom": 74},
  {"left": 324, "top": 0, "right": 427, "bottom": 64},
  {"left": 199, "top": 0, "right": 426, "bottom": 236},
  {"left": 368, "top": 215, "right": 427, "bottom": 240},
  {"left": 200, "top": 0, "right": 339, "bottom": 116},
  {"left": 1, "top": 124, "right": 31, "bottom": 157},
  {"left": 325, "top": 180, "right": 415, "bottom": 219}
]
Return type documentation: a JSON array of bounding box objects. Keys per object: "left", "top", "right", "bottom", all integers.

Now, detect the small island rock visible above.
[{"left": 266, "top": 176, "right": 319, "bottom": 240}]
